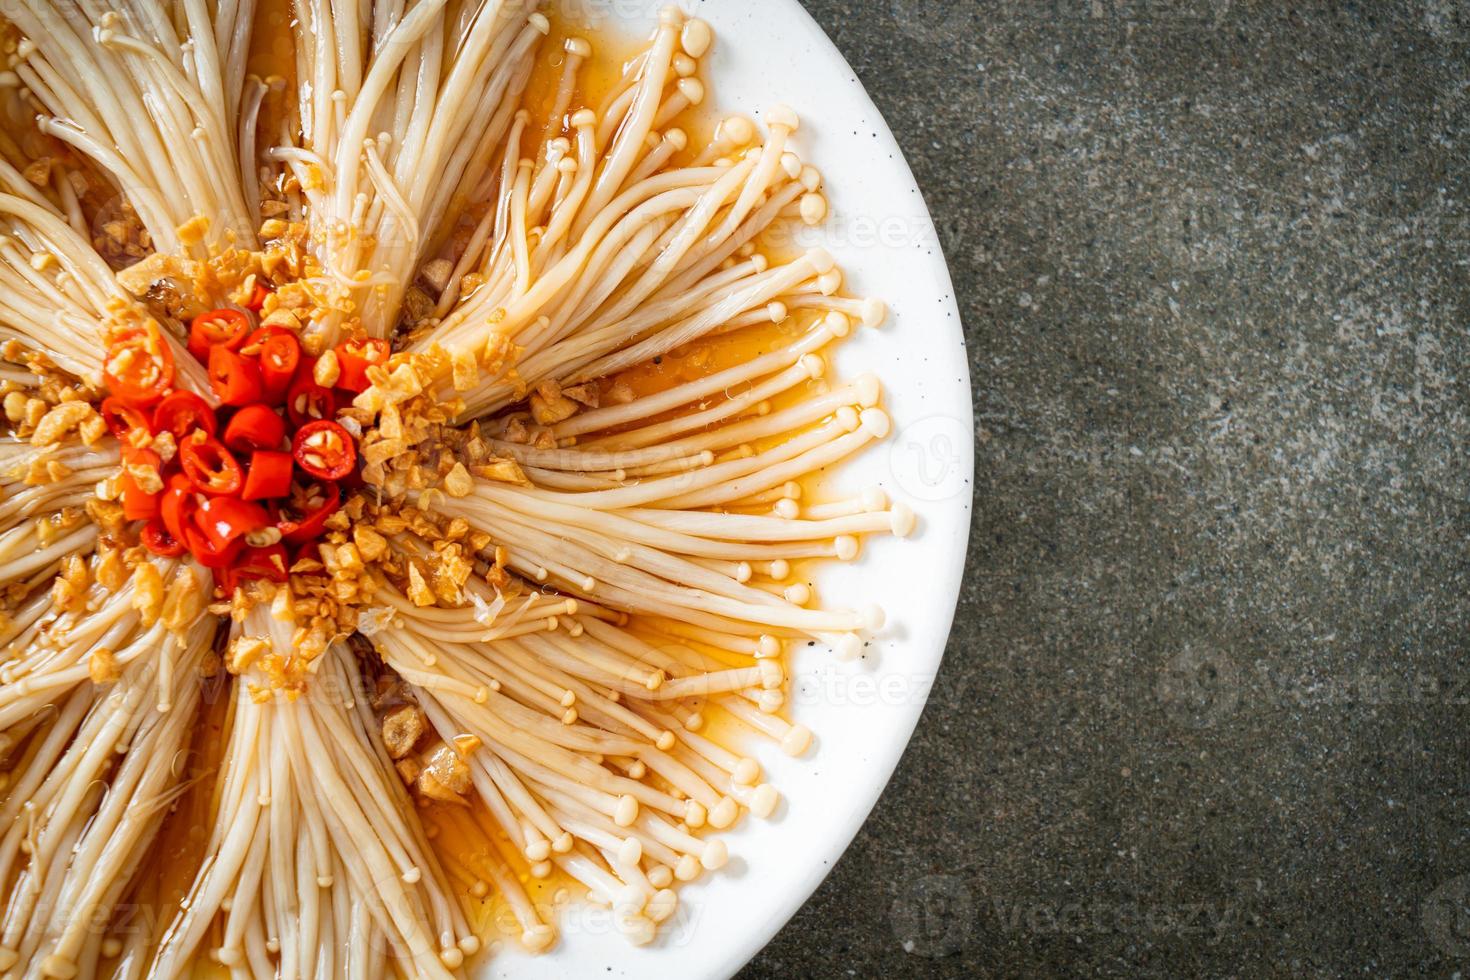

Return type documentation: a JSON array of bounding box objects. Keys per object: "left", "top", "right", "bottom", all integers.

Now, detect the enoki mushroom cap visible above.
[
  {"left": 890, "top": 502, "right": 917, "bottom": 537},
  {"left": 733, "top": 757, "right": 761, "bottom": 785},
  {"left": 680, "top": 18, "right": 712, "bottom": 58},
  {"left": 766, "top": 103, "right": 799, "bottom": 132},
  {"left": 749, "top": 784, "right": 779, "bottom": 819},
  {"left": 708, "top": 796, "right": 738, "bottom": 829},
  {"left": 522, "top": 924, "right": 556, "bottom": 952},
  {"left": 782, "top": 724, "right": 815, "bottom": 757},
  {"left": 675, "top": 854, "right": 701, "bottom": 881},
  {"left": 700, "top": 838, "right": 729, "bottom": 870},
  {"left": 719, "top": 114, "right": 755, "bottom": 145}
]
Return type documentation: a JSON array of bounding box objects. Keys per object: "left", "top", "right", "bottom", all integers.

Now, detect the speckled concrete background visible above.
[{"left": 742, "top": 1, "right": 1470, "bottom": 976}]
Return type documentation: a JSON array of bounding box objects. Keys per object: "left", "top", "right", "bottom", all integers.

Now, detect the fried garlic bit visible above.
[
  {"left": 48, "top": 554, "right": 88, "bottom": 613},
  {"left": 382, "top": 702, "right": 428, "bottom": 759}
]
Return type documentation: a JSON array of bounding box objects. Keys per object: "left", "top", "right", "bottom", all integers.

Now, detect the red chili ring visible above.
[
  {"left": 246, "top": 282, "right": 272, "bottom": 312},
  {"left": 103, "top": 324, "right": 174, "bottom": 408},
  {"left": 285, "top": 363, "right": 337, "bottom": 428},
  {"left": 242, "top": 449, "right": 294, "bottom": 502},
  {"left": 119, "top": 477, "right": 160, "bottom": 522},
  {"left": 224, "top": 544, "right": 290, "bottom": 593},
  {"left": 160, "top": 472, "right": 199, "bottom": 543},
  {"left": 259, "top": 333, "right": 301, "bottom": 405},
  {"left": 188, "top": 309, "right": 251, "bottom": 362},
  {"left": 140, "top": 520, "right": 186, "bottom": 558},
  {"left": 100, "top": 397, "right": 153, "bottom": 442},
  {"left": 208, "top": 346, "right": 264, "bottom": 407},
  {"left": 119, "top": 447, "right": 162, "bottom": 522},
  {"left": 240, "top": 325, "right": 293, "bottom": 354},
  {"left": 194, "top": 496, "right": 270, "bottom": 552},
  {"left": 223, "top": 403, "right": 286, "bottom": 452},
  {"left": 291, "top": 419, "right": 356, "bottom": 481},
  {"left": 183, "top": 523, "right": 243, "bottom": 570},
  {"left": 152, "top": 390, "right": 217, "bottom": 441},
  {"left": 334, "top": 337, "right": 390, "bottom": 393},
  {"left": 179, "top": 436, "right": 244, "bottom": 496}
]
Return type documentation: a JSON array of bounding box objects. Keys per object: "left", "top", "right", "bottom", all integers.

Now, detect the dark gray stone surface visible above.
[{"left": 744, "top": 1, "right": 1470, "bottom": 976}]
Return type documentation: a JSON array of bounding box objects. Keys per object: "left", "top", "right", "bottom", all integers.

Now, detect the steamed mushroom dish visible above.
[{"left": 0, "top": 2, "right": 911, "bottom": 975}]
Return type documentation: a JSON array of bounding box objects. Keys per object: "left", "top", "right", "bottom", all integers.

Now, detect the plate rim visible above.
[
  {"left": 716, "top": 3, "right": 972, "bottom": 973},
  {"left": 480, "top": 2, "right": 973, "bottom": 976}
]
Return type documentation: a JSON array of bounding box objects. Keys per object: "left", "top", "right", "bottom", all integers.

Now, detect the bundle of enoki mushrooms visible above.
[{"left": 0, "top": 1, "right": 914, "bottom": 976}]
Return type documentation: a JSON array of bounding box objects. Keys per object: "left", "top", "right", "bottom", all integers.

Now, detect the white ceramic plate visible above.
[{"left": 483, "top": 2, "right": 973, "bottom": 976}]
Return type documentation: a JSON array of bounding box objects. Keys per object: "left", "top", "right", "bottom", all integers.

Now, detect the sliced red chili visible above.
[
  {"left": 285, "top": 364, "right": 337, "bottom": 428},
  {"left": 333, "top": 337, "right": 390, "bottom": 393},
  {"left": 120, "top": 479, "right": 160, "bottom": 522},
  {"left": 183, "top": 523, "right": 243, "bottom": 570},
  {"left": 194, "top": 496, "right": 270, "bottom": 552},
  {"left": 152, "top": 390, "right": 217, "bottom": 440},
  {"left": 187, "top": 309, "right": 250, "bottom": 362},
  {"left": 100, "top": 397, "right": 152, "bottom": 442},
  {"left": 224, "top": 544, "right": 289, "bottom": 592},
  {"left": 291, "top": 420, "right": 356, "bottom": 481},
  {"left": 258, "top": 333, "right": 301, "bottom": 405},
  {"left": 241, "top": 449, "right": 294, "bottom": 502},
  {"left": 103, "top": 324, "right": 174, "bottom": 408},
  {"left": 140, "top": 520, "right": 186, "bottom": 558},
  {"left": 223, "top": 404, "right": 286, "bottom": 452},
  {"left": 277, "top": 482, "right": 341, "bottom": 545},
  {"left": 160, "top": 472, "right": 199, "bottom": 542},
  {"left": 119, "top": 448, "right": 162, "bottom": 522},
  {"left": 179, "top": 436, "right": 243, "bottom": 495},
  {"left": 208, "top": 346, "right": 264, "bottom": 406},
  {"left": 245, "top": 282, "right": 272, "bottom": 312},
  {"left": 240, "top": 326, "right": 293, "bottom": 354}
]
